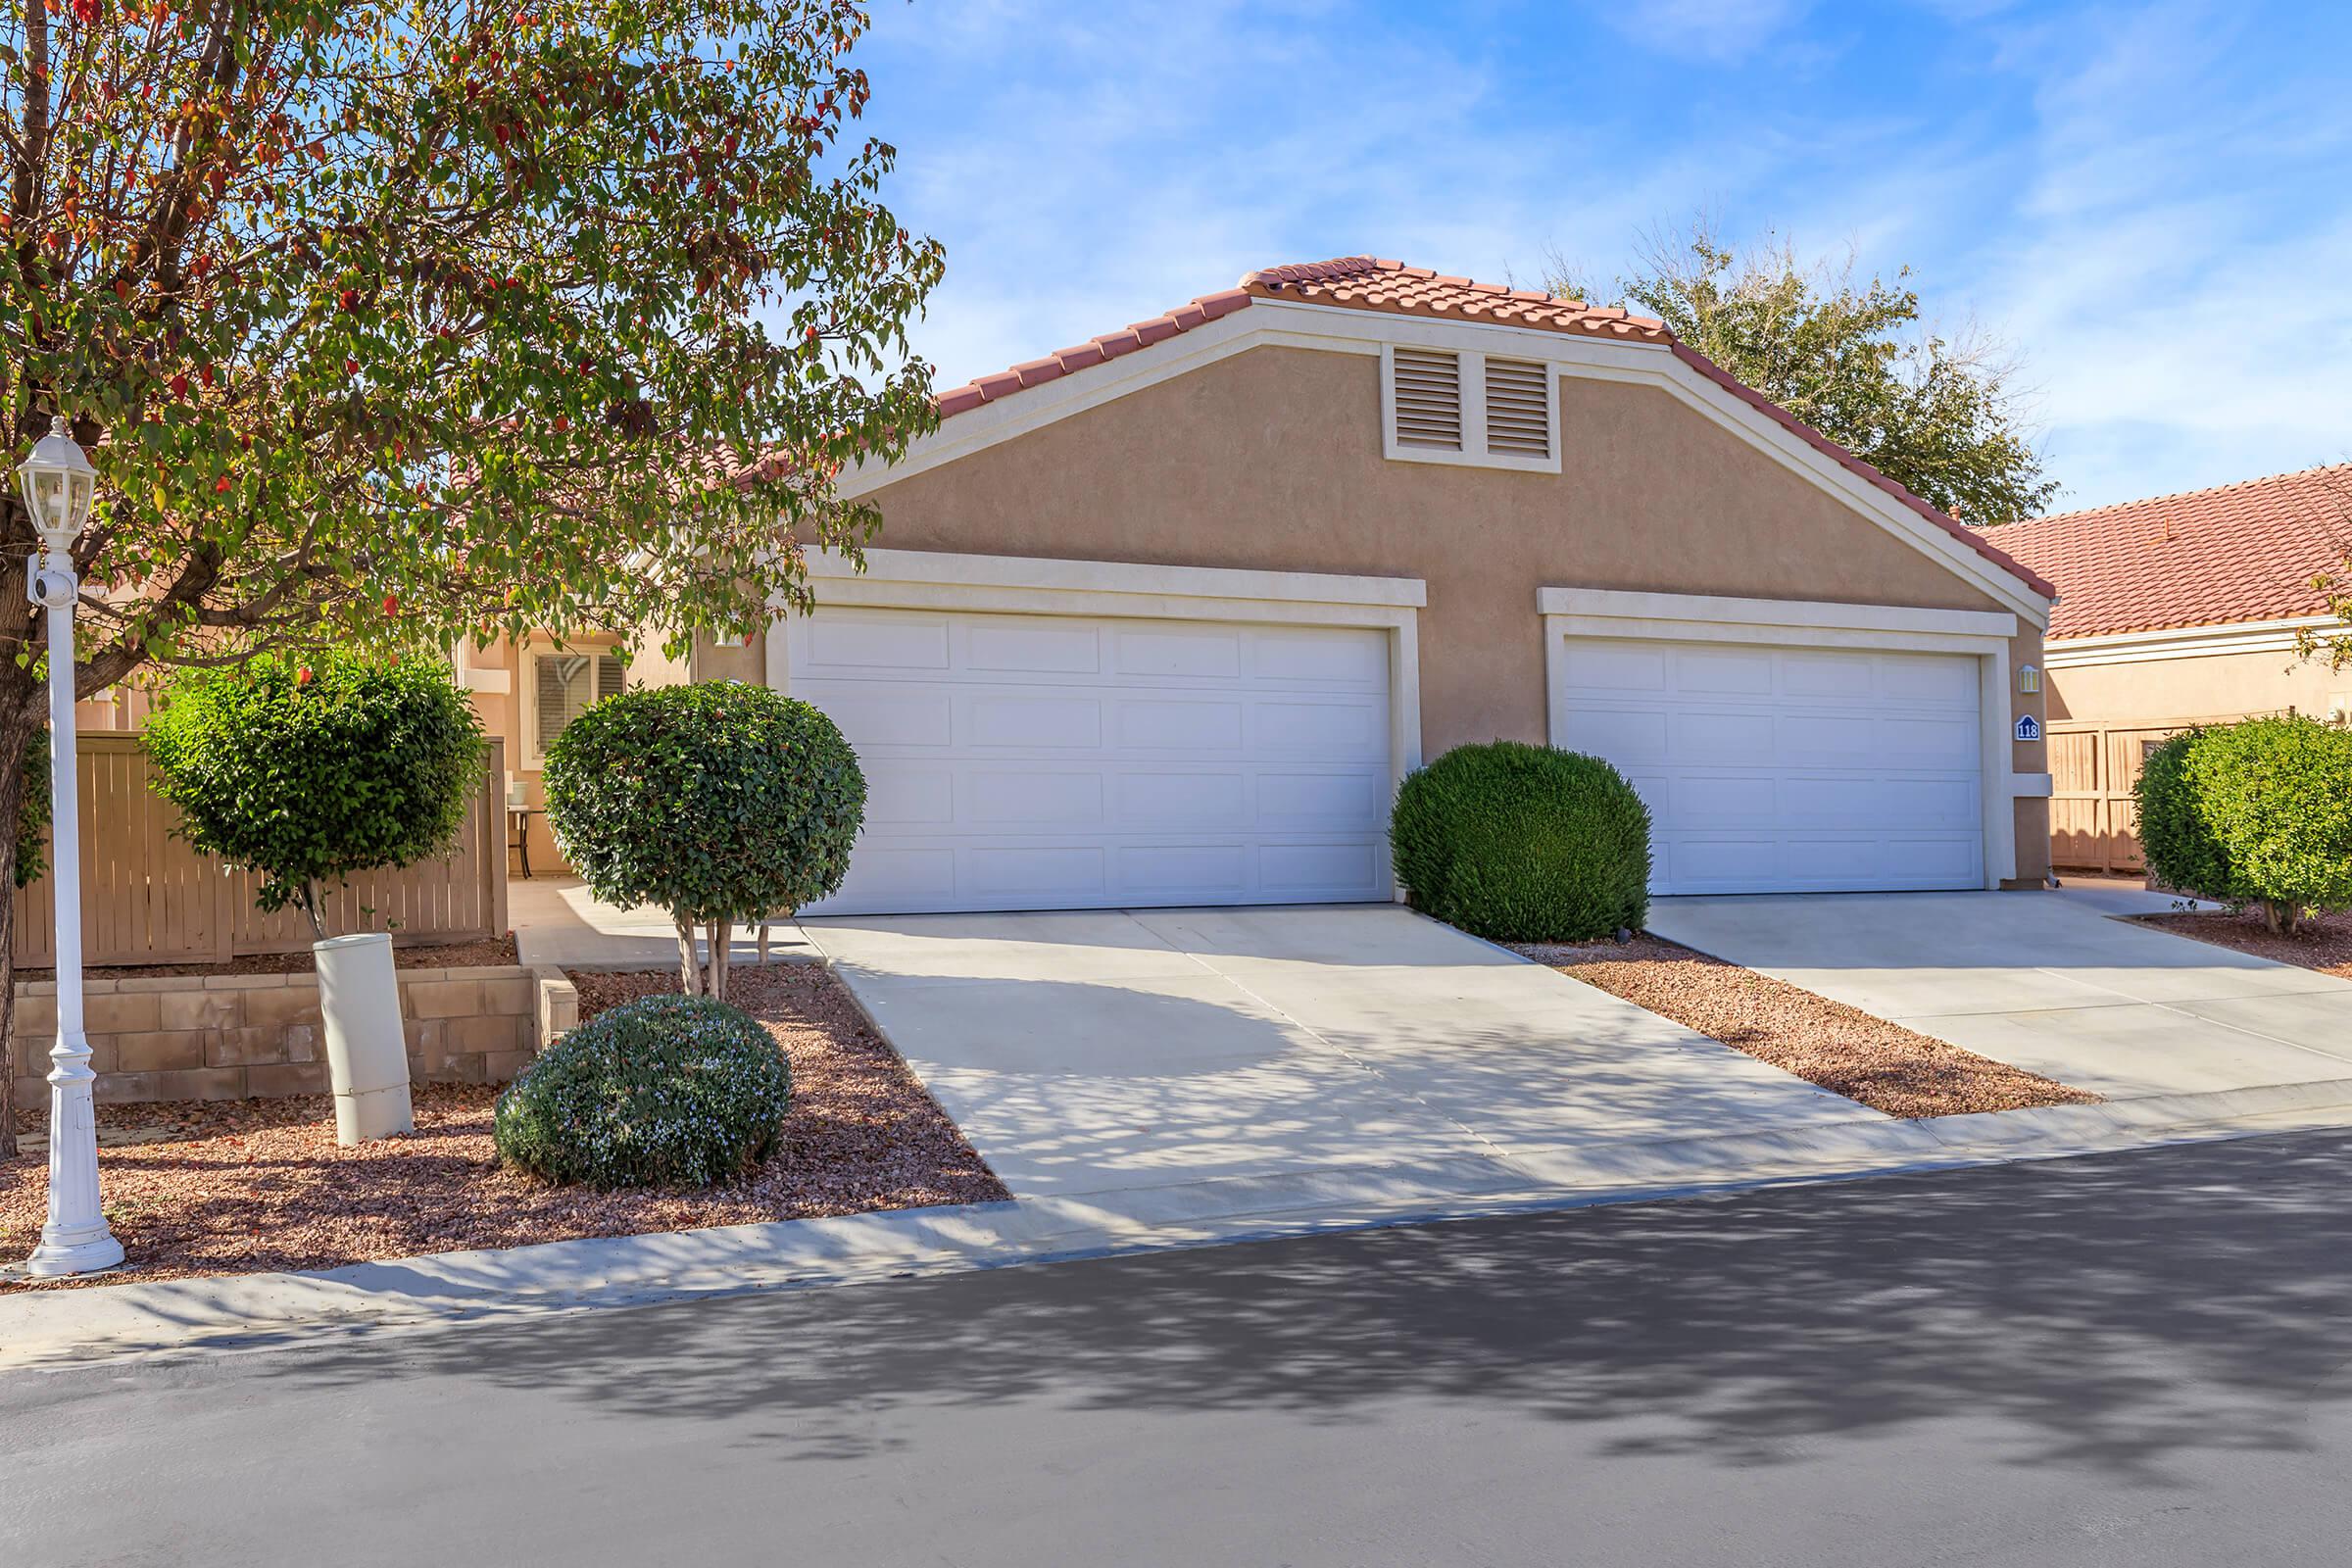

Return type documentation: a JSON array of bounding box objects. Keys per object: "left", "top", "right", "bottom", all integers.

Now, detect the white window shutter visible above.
[{"left": 596, "top": 653, "right": 628, "bottom": 702}]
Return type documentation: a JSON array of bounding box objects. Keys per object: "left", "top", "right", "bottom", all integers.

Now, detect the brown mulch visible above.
[
  {"left": 0, "top": 962, "right": 1007, "bottom": 1291},
  {"left": 1514, "top": 934, "right": 2100, "bottom": 1120},
  {"left": 2137, "top": 906, "right": 2352, "bottom": 980},
  {"left": 19, "top": 933, "right": 522, "bottom": 981}
]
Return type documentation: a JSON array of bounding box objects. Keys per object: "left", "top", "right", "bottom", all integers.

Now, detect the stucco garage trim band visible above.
[{"left": 1539, "top": 587, "right": 2025, "bottom": 889}]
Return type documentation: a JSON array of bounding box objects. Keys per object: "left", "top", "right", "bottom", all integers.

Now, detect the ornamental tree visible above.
[
  {"left": 142, "top": 652, "right": 486, "bottom": 941},
  {"left": 0, "top": 0, "right": 940, "bottom": 1155},
  {"left": 1546, "top": 221, "right": 2058, "bottom": 526},
  {"left": 542, "top": 682, "right": 863, "bottom": 1000}
]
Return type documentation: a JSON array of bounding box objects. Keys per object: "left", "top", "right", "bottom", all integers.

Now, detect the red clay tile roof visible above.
[
  {"left": 928, "top": 256, "right": 2055, "bottom": 602},
  {"left": 1995, "top": 465, "right": 2352, "bottom": 640}
]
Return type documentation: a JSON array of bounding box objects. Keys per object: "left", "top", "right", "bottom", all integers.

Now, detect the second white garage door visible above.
[
  {"left": 789, "top": 608, "right": 1396, "bottom": 914},
  {"left": 1553, "top": 637, "right": 1984, "bottom": 895}
]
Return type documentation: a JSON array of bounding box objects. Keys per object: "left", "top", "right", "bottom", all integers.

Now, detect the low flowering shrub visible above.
[{"left": 494, "top": 994, "right": 791, "bottom": 1189}]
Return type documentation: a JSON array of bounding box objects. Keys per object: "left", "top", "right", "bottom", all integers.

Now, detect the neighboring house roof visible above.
[
  {"left": 1996, "top": 464, "right": 2352, "bottom": 641},
  {"left": 924, "top": 256, "right": 2056, "bottom": 602}
]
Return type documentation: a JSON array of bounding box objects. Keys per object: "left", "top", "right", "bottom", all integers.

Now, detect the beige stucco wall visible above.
[
  {"left": 846, "top": 344, "right": 2052, "bottom": 885},
  {"left": 2047, "top": 646, "right": 2350, "bottom": 727}
]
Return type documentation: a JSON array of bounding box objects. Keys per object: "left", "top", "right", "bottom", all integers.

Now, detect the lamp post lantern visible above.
[{"left": 18, "top": 415, "right": 122, "bottom": 1276}]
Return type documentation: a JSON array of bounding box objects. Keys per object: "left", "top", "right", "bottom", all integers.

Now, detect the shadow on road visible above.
[{"left": 270, "top": 1127, "right": 2352, "bottom": 1479}]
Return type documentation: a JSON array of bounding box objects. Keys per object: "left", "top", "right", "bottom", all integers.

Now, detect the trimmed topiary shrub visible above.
[
  {"left": 142, "top": 651, "right": 485, "bottom": 940},
  {"left": 494, "top": 993, "right": 790, "bottom": 1188},
  {"left": 1391, "top": 741, "right": 1652, "bottom": 942},
  {"left": 542, "top": 681, "right": 864, "bottom": 1000},
  {"left": 2152, "top": 715, "right": 2352, "bottom": 934}
]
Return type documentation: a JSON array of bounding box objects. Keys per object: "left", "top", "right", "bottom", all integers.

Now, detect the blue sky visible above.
[{"left": 851, "top": 0, "right": 2351, "bottom": 514}]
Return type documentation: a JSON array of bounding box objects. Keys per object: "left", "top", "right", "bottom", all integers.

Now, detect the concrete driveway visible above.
[
  {"left": 1646, "top": 892, "right": 2352, "bottom": 1101},
  {"left": 801, "top": 906, "right": 1875, "bottom": 1201}
]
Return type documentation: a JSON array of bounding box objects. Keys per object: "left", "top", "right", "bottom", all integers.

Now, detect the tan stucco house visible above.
[
  {"left": 474, "top": 256, "right": 2062, "bottom": 911},
  {"left": 1997, "top": 464, "right": 2352, "bottom": 874}
]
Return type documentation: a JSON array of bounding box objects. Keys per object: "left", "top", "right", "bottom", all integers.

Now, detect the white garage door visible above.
[
  {"left": 1554, "top": 637, "right": 1984, "bottom": 895},
  {"left": 790, "top": 608, "right": 1396, "bottom": 914}
]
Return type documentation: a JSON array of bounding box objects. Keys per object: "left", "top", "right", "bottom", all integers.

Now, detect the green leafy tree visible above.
[
  {"left": 0, "top": 0, "right": 939, "bottom": 1155},
  {"left": 142, "top": 651, "right": 486, "bottom": 941},
  {"left": 1545, "top": 223, "right": 2058, "bottom": 526},
  {"left": 542, "top": 681, "right": 863, "bottom": 1000},
  {"left": 2291, "top": 466, "right": 2352, "bottom": 672}
]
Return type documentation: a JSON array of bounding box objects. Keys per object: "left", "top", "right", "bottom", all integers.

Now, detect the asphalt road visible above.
[{"left": 8, "top": 1128, "right": 2352, "bottom": 1568}]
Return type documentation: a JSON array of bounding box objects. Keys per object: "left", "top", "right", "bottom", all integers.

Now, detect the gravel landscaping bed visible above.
[
  {"left": 1, "top": 962, "right": 1005, "bottom": 1291},
  {"left": 2136, "top": 907, "right": 2352, "bottom": 980},
  {"left": 1517, "top": 935, "right": 2100, "bottom": 1119}
]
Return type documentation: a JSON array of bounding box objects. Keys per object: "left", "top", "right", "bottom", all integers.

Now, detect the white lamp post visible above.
[{"left": 18, "top": 415, "right": 122, "bottom": 1277}]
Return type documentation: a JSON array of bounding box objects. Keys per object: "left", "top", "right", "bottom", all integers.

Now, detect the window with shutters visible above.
[
  {"left": 526, "top": 647, "right": 628, "bottom": 765},
  {"left": 1381, "top": 344, "right": 1559, "bottom": 472}
]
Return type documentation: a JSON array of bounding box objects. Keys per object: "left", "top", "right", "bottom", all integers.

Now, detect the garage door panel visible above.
[
  {"left": 1676, "top": 710, "right": 1778, "bottom": 763},
  {"left": 1112, "top": 624, "right": 1244, "bottom": 679},
  {"left": 1116, "top": 845, "right": 1249, "bottom": 902},
  {"left": 795, "top": 609, "right": 1395, "bottom": 914},
  {"left": 803, "top": 610, "right": 952, "bottom": 671},
  {"left": 1255, "top": 698, "right": 1387, "bottom": 759},
  {"left": 1259, "top": 771, "right": 1388, "bottom": 825},
  {"left": 863, "top": 768, "right": 957, "bottom": 826},
  {"left": 968, "top": 693, "right": 1103, "bottom": 749},
  {"left": 1770, "top": 712, "right": 1877, "bottom": 766},
  {"left": 1882, "top": 657, "right": 1977, "bottom": 704},
  {"left": 1674, "top": 649, "right": 1777, "bottom": 695},
  {"left": 1118, "top": 698, "right": 1244, "bottom": 751},
  {"left": 1560, "top": 636, "right": 1984, "bottom": 895},
  {"left": 800, "top": 683, "right": 955, "bottom": 749},
  {"left": 1251, "top": 627, "right": 1388, "bottom": 686},
  {"left": 1881, "top": 714, "right": 1978, "bottom": 764},
  {"left": 967, "top": 770, "right": 1104, "bottom": 826},
  {"left": 1563, "top": 643, "right": 1670, "bottom": 692},
  {"left": 966, "top": 619, "right": 1102, "bottom": 674},
  {"left": 1116, "top": 770, "right": 1250, "bottom": 827}
]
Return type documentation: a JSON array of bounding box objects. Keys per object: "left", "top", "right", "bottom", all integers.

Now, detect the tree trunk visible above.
[
  {"left": 0, "top": 698, "right": 46, "bottom": 1162},
  {"left": 707, "top": 918, "right": 731, "bottom": 1002},
  {"left": 303, "top": 878, "right": 328, "bottom": 944},
  {"left": 675, "top": 916, "right": 701, "bottom": 997}
]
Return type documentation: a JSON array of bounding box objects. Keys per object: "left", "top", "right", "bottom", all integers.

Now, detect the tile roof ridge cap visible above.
[{"left": 2027, "top": 461, "right": 2352, "bottom": 525}]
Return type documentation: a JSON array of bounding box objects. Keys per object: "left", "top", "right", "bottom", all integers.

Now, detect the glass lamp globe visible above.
[{"left": 16, "top": 416, "right": 96, "bottom": 550}]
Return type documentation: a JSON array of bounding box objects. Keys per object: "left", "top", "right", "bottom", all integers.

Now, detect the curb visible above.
[{"left": 6, "top": 1079, "right": 2352, "bottom": 1371}]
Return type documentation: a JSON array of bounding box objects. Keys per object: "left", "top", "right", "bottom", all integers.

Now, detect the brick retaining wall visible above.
[{"left": 10, "top": 965, "right": 572, "bottom": 1110}]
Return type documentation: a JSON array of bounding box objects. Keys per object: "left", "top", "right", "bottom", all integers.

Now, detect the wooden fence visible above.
[
  {"left": 10, "top": 735, "right": 509, "bottom": 968},
  {"left": 2047, "top": 712, "right": 2285, "bottom": 873}
]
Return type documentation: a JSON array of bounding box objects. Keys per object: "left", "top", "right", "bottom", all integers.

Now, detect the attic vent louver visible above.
[
  {"left": 1389, "top": 347, "right": 1463, "bottom": 451},
  {"left": 1484, "top": 357, "right": 1552, "bottom": 458}
]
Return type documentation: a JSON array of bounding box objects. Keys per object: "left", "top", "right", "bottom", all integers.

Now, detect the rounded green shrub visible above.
[
  {"left": 494, "top": 993, "right": 790, "bottom": 1188},
  {"left": 1391, "top": 741, "right": 1652, "bottom": 942},
  {"left": 2135, "top": 727, "right": 2234, "bottom": 903},
  {"left": 141, "top": 651, "right": 484, "bottom": 937},
  {"left": 543, "top": 682, "right": 865, "bottom": 929},
  {"left": 2177, "top": 716, "right": 2352, "bottom": 932}
]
